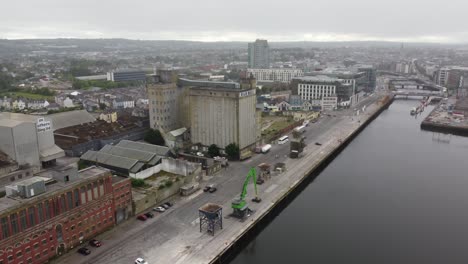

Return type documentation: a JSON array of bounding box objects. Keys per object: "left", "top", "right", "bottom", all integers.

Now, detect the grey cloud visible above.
[{"left": 1, "top": 0, "right": 468, "bottom": 42}]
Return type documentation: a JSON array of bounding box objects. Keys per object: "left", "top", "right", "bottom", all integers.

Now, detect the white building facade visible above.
[{"left": 247, "top": 68, "right": 304, "bottom": 83}]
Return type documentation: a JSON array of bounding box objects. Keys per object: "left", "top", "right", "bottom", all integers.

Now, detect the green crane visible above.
[{"left": 231, "top": 167, "right": 261, "bottom": 218}]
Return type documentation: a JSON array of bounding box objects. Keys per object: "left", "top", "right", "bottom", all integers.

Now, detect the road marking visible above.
[{"left": 264, "top": 184, "right": 278, "bottom": 193}]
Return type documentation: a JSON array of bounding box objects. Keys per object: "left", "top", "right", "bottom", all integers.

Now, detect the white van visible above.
[{"left": 278, "top": 136, "right": 289, "bottom": 144}]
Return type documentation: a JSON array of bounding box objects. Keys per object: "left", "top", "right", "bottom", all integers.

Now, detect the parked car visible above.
[
  {"left": 204, "top": 184, "right": 216, "bottom": 192},
  {"left": 137, "top": 214, "right": 147, "bottom": 221},
  {"left": 315, "top": 142, "right": 322, "bottom": 146},
  {"left": 153, "top": 206, "right": 165, "bottom": 212},
  {"left": 163, "top": 201, "right": 173, "bottom": 208},
  {"left": 161, "top": 203, "right": 170, "bottom": 209},
  {"left": 77, "top": 247, "right": 91, "bottom": 255},
  {"left": 144, "top": 212, "right": 154, "bottom": 218},
  {"left": 135, "top": 258, "right": 148, "bottom": 264},
  {"left": 89, "top": 239, "right": 101, "bottom": 247},
  {"left": 256, "top": 178, "right": 265, "bottom": 185}
]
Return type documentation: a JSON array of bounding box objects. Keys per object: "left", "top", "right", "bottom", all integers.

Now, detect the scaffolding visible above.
[{"left": 199, "top": 203, "right": 223, "bottom": 236}]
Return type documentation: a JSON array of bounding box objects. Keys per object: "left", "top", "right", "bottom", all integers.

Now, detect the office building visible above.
[
  {"left": 248, "top": 39, "right": 270, "bottom": 68},
  {"left": 247, "top": 68, "right": 303, "bottom": 83},
  {"left": 0, "top": 166, "right": 132, "bottom": 264},
  {"left": 107, "top": 69, "right": 146, "bottom": 82},
  {"left": 292, "top": 76, "right": 353, "bottom": 109},
  {"left": 357, "top": 65, "right": 377, "bottom": 92}
]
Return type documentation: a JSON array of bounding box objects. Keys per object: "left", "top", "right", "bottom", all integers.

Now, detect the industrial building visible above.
[
  {"left": 0, "top": 166, "right": 132, "bottom": 264},
  {"left": 80, "top": 140, "right": 170, "bottom": 178},
  {"left": 0, "top": 113, "right": 64, "bottom": 170},
  {"left": 53, "top": 115, "right": 148, "bottom": 157},
  {"left": 248, "top": 39, "right": 270, "bottom": 69},
  {"left": 107, "top": 69, "right": 146, "bottom": 82},
  {"left": 189, "top": 86, "right": 257, "bottom": 155}
]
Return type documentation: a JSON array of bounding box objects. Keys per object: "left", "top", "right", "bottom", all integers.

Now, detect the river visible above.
[{"left": 231, "top": 100, "right": 468, "bottom": 264}]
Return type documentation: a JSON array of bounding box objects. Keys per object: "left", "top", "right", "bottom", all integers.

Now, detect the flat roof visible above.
[
  {"left": 0, "top": 119, "right": 24, "bottom": 128},
  {"left": 0, "top": 166, "right": 110, "bottom": 213}
]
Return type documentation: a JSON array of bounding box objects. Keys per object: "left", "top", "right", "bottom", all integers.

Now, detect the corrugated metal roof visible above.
[
  {"left": 117, "top": 140, "right": 169, "bottom": 156},
  {"left": 81, "top": 150, "right": 139, "bottom": 171},
  {"left": 49, "top": 110, "right": 96, "bottom": 130},
  {"left": 100, "top": 145, "right": 155, "bottom": 163}
]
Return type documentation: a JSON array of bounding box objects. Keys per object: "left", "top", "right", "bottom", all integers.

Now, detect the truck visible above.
[{"left": 261, "top": 144, "right": 272, "bottom": 153}]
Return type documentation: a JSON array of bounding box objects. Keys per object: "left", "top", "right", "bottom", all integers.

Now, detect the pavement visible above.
[{"left": 53, "top": 92, "right": 387, "bottom": 264}]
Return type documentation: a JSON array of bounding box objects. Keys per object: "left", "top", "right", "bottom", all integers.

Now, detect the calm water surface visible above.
[{"left": 231, "top": 100, "right": 468, "bottom": 264}]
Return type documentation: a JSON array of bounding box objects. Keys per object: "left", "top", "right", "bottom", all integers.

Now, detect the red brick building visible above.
[{"left": 0, "top": 166, "right": 132, "bottom": 264}]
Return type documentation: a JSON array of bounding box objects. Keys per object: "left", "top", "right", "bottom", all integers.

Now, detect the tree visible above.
[
  {"left": 225, "top": 143, "right": 240, "bottom": 160},
  {"left": 144, "top": 129, "right": 165, "bottom": 146},
  {"left": 207, "top": 144, "right": 220, "bottom": 158},
  {"left": 99, "top": 103, "right": 106, "bottom": 110}
]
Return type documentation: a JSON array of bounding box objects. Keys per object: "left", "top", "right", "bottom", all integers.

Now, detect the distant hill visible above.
[{"left": 0, "top": 38, "right": 466, "bottom": 57}]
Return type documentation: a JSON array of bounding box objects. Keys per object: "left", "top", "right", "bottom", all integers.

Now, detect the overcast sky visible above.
[{"left": 1, "top": 0, "right": 467, "bottom": 43}]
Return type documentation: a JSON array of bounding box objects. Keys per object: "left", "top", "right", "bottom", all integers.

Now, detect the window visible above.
[
  {"left": 93, "top": 182, "right": 98, "bottom": 198},
  {"left": 80, "top": 187, "right": 87, "bottom": 204},
  {"left": 10, "top": 214, "right": 19, "bottom": 235},
  {"left": 19, "top": 210, "right": 27, "bottom": 230},
  {"left": 41, "top": 239, "right": 47, "bottom": 245},
  {"left": 35, "top": 253, "right": 40, "bottom": 260},
  {"left": 25, "top": 247, "right": 30, "bottom": 254},
  {"left": 10, "top": 176, "right": 15, "bottom": 182},
  {"left": 37, "top": 203, "right": 44, "bottom": 223},
  {"left": 74, "top": 189, "right": 80, "bottom": 207},
  {"left": 66, "top": 192, "right": 73, "bottom": 210},
  {"left": 87, "top": 184, "right": 93, "bottom": 202},
  {"left": 60, "top": 195, "right": 66, "bottom": 212},
  {"left": 27, "top": 258, "right": 32, "bottom": 264},
  {"left": 7, "top": 256, "right": 13, "bottom": 262},
  {"left": 99, "top": 180, "right": 105, "bottom": 196},
  {"left": 16, "top": 251, "right": 22, "bottom": 258},
  {"left": 44, "top": 200, "right": 51, "bottom": 220},
  {"left": 33, "top": 243, "right": 38, "bottom": 249},
  {"left": 43, "top": 249, "right": 48, "bottom": 256},
  {"left": 28, "top": 207, "right": 36, "bottom": 227}
]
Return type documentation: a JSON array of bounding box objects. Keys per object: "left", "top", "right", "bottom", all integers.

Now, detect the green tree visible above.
[
  {"left": 225, "top": 143, "right": 240, "bottom": 160},
  {"left": 207, "top": 144, "right": 220, "bottom": 158},
  {"left": 99, "top": 103, "right": 106, "bottom": 110},
  {"left": 131, "top": 178, "right": 146, "bottom": 188},
  {"left": 144, "top": 129, "right": 165, "bottom": 146}
]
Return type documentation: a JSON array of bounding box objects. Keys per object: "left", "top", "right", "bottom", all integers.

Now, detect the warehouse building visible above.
[
  {"left": 0, "top": 113, "right": 64, "bottom": 170},
  {"left": 0, "top": 166, "right": 132, "bottom": 264}
]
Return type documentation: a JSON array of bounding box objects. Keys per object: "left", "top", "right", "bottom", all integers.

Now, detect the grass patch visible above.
[{"left": 1, "top": 92, "right": 54, "bottom": 100}]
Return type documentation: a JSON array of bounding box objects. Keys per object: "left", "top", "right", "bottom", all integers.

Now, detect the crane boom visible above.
[{"left": 239, "top": 167, "right": 258, "bottom": 201}]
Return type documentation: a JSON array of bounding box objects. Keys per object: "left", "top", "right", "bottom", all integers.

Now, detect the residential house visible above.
[
  {"left": 99, "top": 110, "right": 118, "bottom": 123},
  {"left": 12, "top": 98, "right": 26, "bottom": 110},
  {"left": 1, "top": 97, "right": 11, "bottom": 110},
  {"left": 112, "top": 97, "right": 135, "bottom": 109},
  {"left": 27, "top": 99, "right": 50, "bottom": 110},
  {"left": 46, "top": 103, "right": 60, "bottom": 111},
  {"left": 82, "top": 99, "right": 100, "bottom": 112},
  {"left": 277, "top": 101, "right": 291, "bottom": 111}
]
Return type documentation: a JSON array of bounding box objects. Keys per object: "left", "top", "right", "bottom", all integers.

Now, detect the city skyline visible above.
[{"left": 1, "top": 0, "right": 468, "bottom": 43}]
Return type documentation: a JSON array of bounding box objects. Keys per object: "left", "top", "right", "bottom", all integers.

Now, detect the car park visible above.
[
  {"left": 77, "top": 247, "right": 91, "bottom": 255},
  {"left": 137, "top": 214, "right": 147, "bottom": 221},
  {"left": 89, "top": 239, "right": 101, "bottom": 247},
  {"left": 144, "top": 212, "right": 154, "bottom": 218}
]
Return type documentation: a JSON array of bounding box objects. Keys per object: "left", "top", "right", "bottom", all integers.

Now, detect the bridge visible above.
[{"left": 392, "top": 89, "right": 443, "bottom": 99}]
